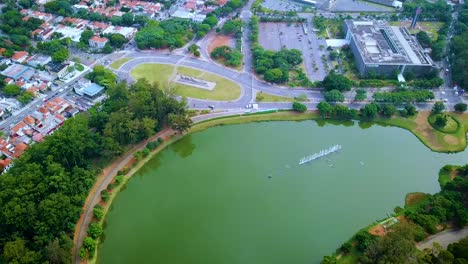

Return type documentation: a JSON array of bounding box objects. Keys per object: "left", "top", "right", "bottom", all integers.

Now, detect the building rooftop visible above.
[
  {"left": 345, "top": 20, "right": 433, "bottom": 66},
  {"left": 46, "top": 61, "right": 68, "bottom": 73},
  {"left": 11, "top": 51, "right": 28, "bottom": 61},
  {"left": 83, "top": 83, "right": 105, "bottom": 97},
  {"left": 1, "top": 64, "right": 30, "bottom": 80},
  {"left": 90, "top": 35, "right": 108, "bottom": 43}
]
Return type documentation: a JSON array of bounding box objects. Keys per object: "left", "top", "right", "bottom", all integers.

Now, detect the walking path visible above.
[
  {"left": 416, "top": 227, "right": 468, "bottom": 250},
  {"left": 73, "top": 128, "right": 175, "bottom": 264},
  {"left": 72, "top": 109, "right": 243, "bottom": 264}
]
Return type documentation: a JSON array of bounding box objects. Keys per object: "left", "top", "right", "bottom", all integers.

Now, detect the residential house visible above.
[
  {"left": 11, "top": 51, "right": 29, "bottom": 63},
  {"left": 89, "top": 35, "right": 109, "bottom": 49}
]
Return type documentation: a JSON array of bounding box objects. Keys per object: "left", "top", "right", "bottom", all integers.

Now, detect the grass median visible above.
[{"left": 109, "top": 58, "right": 131, "bottom": 69}]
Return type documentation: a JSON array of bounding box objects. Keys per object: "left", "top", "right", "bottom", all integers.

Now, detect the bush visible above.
[
  {"left": 79, "top": 248, "right": 87, "bottom": 260},
  {"left": 83, "top": 236, "right": 96, "bottom": 256},
  {"left": 454, "top": 103, "right": 467, "bottom": 112},
  {"left": 143, "top": 147, "right": 150, "bottom": 157},
  {"left": 432, "top": 101, "right": 445, "bottom": 114},
  {"left": 292, "top": 102, "right": 307, "bottom": 112},
  {"left": 380, "top": 104, "right": 397, "bottom": 117},
  {"left": 373, "top": 90, "right": 434, "bottom": 104},
  {"left": 324, "top": 89, "right": 344, "bottom": 102},
  {"left": 115, "top": 175, "right": 124, "bottom": 184},
  {"left": 354, "top": 230, "right": 377, "bottom": 252},
  {"left": 87, "top": 223, "right": 103, "bottom": 239},
  {"left": 354, "top": 89, "right": 367, "bottom": 101},
  {"left": 147, "top": 141, "right": 160, "bottom": 150},
  {"left": 340, "top": 241, "right": 353, "bottom": 253},
  {"left": 101, "top": 190, "right": 110, "bottom": 202},
  {"left": 107, "top": 182, "right": 119, "bottom": 191},
  {"left": 93, "top": 205, "right": 104, "bottom": 220},
  {"left": 75, "top": 63, "right": 84, "bottom": 71}
]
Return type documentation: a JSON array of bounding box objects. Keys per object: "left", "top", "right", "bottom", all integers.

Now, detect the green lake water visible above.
[{"left": 97, "top": 121, "right": 468, "bottom": 264}]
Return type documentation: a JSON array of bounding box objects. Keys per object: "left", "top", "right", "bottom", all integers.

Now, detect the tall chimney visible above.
[{"left": 410, "top": 7, "right": 422, "bottom": 29}]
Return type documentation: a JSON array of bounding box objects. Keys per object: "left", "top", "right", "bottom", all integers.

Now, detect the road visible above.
[{"left": 417, "top": 227, "right": 468, "bottom": 250}]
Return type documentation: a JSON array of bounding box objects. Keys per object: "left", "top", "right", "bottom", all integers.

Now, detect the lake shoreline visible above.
[{"left": 83, "top": 110, "right": 468, "bottom": 264}]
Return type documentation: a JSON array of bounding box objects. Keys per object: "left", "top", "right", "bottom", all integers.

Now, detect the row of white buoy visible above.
[{"left": 298, "top": 145, "right": 342, "bottom": 165}]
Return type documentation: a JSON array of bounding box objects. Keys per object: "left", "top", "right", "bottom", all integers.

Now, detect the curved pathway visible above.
[
  {"left": 73, "top": 128, "right": 174, "bottom": 264},
  {"left": 417, "top": 227, "right": 468, "bottom": 250}
]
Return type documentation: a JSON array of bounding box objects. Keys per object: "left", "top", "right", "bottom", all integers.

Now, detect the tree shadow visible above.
[{"left": 170, "top": 134, "right": 196, "bottom": 158}]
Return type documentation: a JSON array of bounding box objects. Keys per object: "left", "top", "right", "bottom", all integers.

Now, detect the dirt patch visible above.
[
  {"left": 369, "top": 225, "right": 386, "bottom": 236},
  {"left": 449, "top": 170, "right": 459, "bottom": 180},
  {"left": 207, "top": 34, "right": 234, "bottom": 54},
  {"left": 414, "top": 111, "right": 442, "bottom": 149},
  {"left": 405, "top": 192, "right": 430, "bottom": 207},
  {"left": 443, "top": 134, "right": 459, "bottom": 145}
]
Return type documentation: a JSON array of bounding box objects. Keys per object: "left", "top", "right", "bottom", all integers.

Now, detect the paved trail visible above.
[{"left": 417, "top": 227, "right": 468, "bottom": 250}]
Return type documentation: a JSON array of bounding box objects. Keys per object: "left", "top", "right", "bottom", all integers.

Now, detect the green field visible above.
[
  {"left": 110, "top": 58, "right": 131, "bottom": 69},
  {"left": 428, "top": 114, "right": 460, "bottom": 134},
  {"left": 130, "top": 63, "right": 241, "bottom": 101},
  {"left": 389, "top": 21, "right": 444, "bottom": 41}
]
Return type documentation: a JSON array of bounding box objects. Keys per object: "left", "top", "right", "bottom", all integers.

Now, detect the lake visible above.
[{"left": 97, "top": 121, "right": 468, "bottom": 264}]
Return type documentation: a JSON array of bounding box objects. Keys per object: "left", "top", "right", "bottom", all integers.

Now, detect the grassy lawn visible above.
[
  {"left": 389, "top": 21, "right": 444, "bottom": 41},
  {"left": 315, "top": 18, "right": 344, "bottom": 39},
  {"left": 405, "top": 192, "right": 431, "bottom": 207},
  {"left": 109, "top": 58, "right": 131, "bottom": 69},
  {"left": 130, "top": 63, "right": 241, "bottom": 101},
  {"left": 190, "top": 111, "right": 318, "bottom": 133},
  {"left": 428, "top": 114, "right": 459, "bottom": 134},
  {"left": 374, "top": 112, "right": 467, "bottom": 153},
  {"left": 212, "top": 58, "right": 243, "bottom": 71}
]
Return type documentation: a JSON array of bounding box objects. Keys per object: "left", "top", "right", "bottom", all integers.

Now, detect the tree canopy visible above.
[
  {"left": 0, "top": 70, "right": 191, "bottom": 263},
  {"left": 322, "top": 73, "right": 353, "bottom": 92},
  {"left": 253, "top": 46, "right": 303, "bottom": 83},
  {"left": 451, "top": 1, "right": 468, "bottom": 91},
  {"left": 135, "top": 19, "right": 194, "bottom": 50}
]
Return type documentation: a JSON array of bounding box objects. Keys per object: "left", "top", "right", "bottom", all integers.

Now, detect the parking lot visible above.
[
  {"left": 258, "top": 22, "right": 328, "bottom": 81},
  {"left": 332, "top": 0, "right": 394, "bottom": 12},
  {"left": 260, "top": 0, "right": 306, "bottom": 12}
]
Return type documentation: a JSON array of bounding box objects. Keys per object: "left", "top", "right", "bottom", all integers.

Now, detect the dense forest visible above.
[
  {"left": 321, "top": 165, "right": 468, "bottom": 264},
  {"left": 135, "top": 19, "right": 195, "bottom": 50},
  {"left": 402, "top": 0, "right": 451, "bottom": 22},
  {"left": 0, "top": 5, "right": 43, "bottom": 53},
  {"left": 451, "top": 1, "right": 468, "bottom": 91},
  {"left": 0, "top": 68, "right": 191, "bottom": 263}
]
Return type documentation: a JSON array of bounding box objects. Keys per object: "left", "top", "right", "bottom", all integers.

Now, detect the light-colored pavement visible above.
[{"left": 417, "top": 227, "right": 468, "bottom": 250}]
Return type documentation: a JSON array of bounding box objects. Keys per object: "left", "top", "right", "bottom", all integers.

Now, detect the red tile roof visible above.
[
  {"left": 11, "top": 51, "right": 28, "bottom": 61},
  {"left": 11, "top": 122, "right": 27, "bottom": 134},
  {"left": 23, "top": 116, "right": 36, "bottom": 126},
  {"left": 90, "top": 35, "right": 108, "bottom": 43}
]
